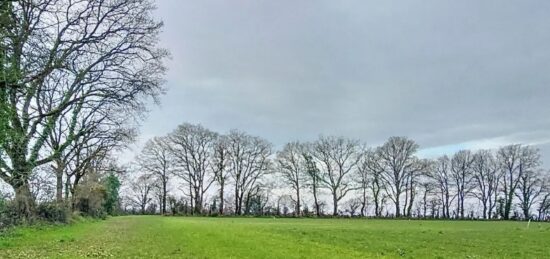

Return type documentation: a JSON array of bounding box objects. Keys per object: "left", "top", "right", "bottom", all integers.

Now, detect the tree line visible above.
[
  {"left": 0, "top": 0, "right": 167, "bottom": 223},
  {"left": 126, "top": 123, "right": 550, "bottom": 221}
]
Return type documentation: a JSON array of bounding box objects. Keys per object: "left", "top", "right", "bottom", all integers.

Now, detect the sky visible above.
[{"left": 128, "top": 0, "right": 550, "bottom": 164}]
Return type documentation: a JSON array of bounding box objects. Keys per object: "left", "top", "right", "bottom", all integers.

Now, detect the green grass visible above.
[{"left": 0, "top": 216, "right": 549, "bottom": 258}]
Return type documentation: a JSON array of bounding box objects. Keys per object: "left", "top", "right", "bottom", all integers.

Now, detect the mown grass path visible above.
[{"left": 0, "top": 216, "right": 549, "bottom": 258}]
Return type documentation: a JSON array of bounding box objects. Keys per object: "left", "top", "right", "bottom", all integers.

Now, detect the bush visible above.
[{"left": 36, "top": 202, "right": 70, "bottom": 223}]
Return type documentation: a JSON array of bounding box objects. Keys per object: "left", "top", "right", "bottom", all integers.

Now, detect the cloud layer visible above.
[{"left": 137, "top": 0, "right": 550, "bottom": 164}]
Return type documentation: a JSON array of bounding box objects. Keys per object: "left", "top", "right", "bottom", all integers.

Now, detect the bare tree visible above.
[
  {"left": 498, "top": 145, "right": 540, "bottom": 219},
  {"left": 0, "top": 0, "right": 167, "bottom": 218},
  {"left": 450, "top": 150, "right": 474, "bottom": 219},
  {"left": 302, "top": 152, "right": 322, "bottom": 217},
  {"left": 403, "top": 158, "right": 430, "bottom": 217},
  {"left": 429, "top": 156, "right": 454, "bottom": 219},
  {"left": 377, "top": 137, "right": 418, "bottom": 217},
  {"left": 127, "top": 174, "right": 154, "bottom": 214},
  {"left": 312, "top": 136, "right": 361, "bottom": 216},
  {"left": 226, "top": 130, "right": 272, "bottom": 215},
  {"left": 169, "top": 123, "right": 217, "bottom": 215},
  {"left": 515, "top": 169, "right": 544, "bottom": 219},
  {"left": 137, "top": 137, "right": 173, "bottom": 215},
  {"left": 276, "top": 141, "right": 306, "bottom": 216},
  {"left": 211, "top": 135, "right": 230, "bottom": 215},
  {"left": 471, "top": 150, "right": 500, "bottom": 219}
]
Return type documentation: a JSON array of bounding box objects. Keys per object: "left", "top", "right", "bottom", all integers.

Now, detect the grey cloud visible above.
[{"left": 137, "top": 0, "right": 550, "bottom": 163}]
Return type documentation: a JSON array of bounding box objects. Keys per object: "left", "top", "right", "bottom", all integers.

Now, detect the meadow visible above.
[{"left": 0, "top": 216, "right": 549, "bottom": 258}]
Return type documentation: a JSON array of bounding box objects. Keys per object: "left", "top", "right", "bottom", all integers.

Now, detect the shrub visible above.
[{"left": 36, "top": 202, "right": 70, "bottom": 223}]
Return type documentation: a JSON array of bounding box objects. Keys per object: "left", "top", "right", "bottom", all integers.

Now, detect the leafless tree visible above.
[
  {"left": 169, "top": 123, "right": 217, "bottom": 215},
  {"left": 127, "top": 174, "right": 155, "bottom": 214},
  {"left": 0, "top": 0, "right": 167, "bottom": 218},
  {"left": 311, "top": 136, "right": 361, "bottom": 216},
  {"left": 211, "top": 135, "right": 230, "bottom": 215},
  {"left": 498, "top": 145, "right": 540, "bottom": 219},
  {"left": 429, "top": 156, "right": 454, "bottom": 219},
  {"left": 471, "top": 150, "right": 500, "bottom": 219},
  {"left": 345, "top": 197, "right": 362, "bottom": 216},
  {"left": 377, "top": 137, "right": 418, "bottom": 217},
  {"left": 302, "top": 151, "right": 322, "bottom": 217},
  {"left": 226, "top": 130, "right": 272, "bottom": 215},
  {"left": 450, "top": 150, "right": 474, "bottom": 219},
  {"left": 137, "top": 137, "right": 173, "bottom": 215},
  {"left": 515, "top": 168, "right": 545, "bottom": 219},
  {"left": 403, "top": 158, "right": 430, "bottom": 217},
  {"left": 276, "top": 141, "right": 307, "bottom": 216}
]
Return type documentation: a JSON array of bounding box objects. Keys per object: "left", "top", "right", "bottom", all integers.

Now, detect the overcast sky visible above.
[{"left": 131, "top": 0, "right": 550, "bottom": 164}]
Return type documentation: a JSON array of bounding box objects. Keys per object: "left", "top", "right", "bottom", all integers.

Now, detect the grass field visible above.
[{"left": 0, "top": 216, "right": 549, "bottom": 258}]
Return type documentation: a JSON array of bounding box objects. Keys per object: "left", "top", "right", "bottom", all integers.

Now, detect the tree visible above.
[
  {"left": 498, "top": 145, "right": 540, "bottom": 219},
  {"left": 451, "top": 150, "right": 474, "bottom": 219},
  {"left": 103, "top": 172, "right": 121, "bottom": 216},
  {"left": 403, "top": 158, "right": 430, "bottom": 217},
  {"left": 169, "top": 123, "right": 217, "bottom": 215},
  {"left": 311, "top": 136, "right": 361, "bottom": 216},
  {"left": 429, "top": 156, "right": 454, "bottom": 219},
  {"left": 303, "top": 152, "right": 322, "bottom": 217},
  {"left": 276, "top": 141, "right": 306, "bottom": 216},
  {"left": 363, "top": 150, "right": 387, "bottom": 217},
  {"left": 515, "top": 169, "right": 544, "bottom": 219},
  {"left": 127, "top": 174, "right": 154, "bottom": 214},
  {"left": 226, "top": 130, "right": 272, "bottom": 215},
  {"left": 211, "top": 135, "right": 230, "bottom": 215},
  {"left": 0, "top": 0, "right": 166, "bottom": 219},
  {"left": 137, "top": 137, "right": 173, "bottom": 215},
  {"left": 471, "top": 150, "right": 499, "bottom": 219},
  {"left": 377, "top": 137, "right": 418, "bottom": 217}
]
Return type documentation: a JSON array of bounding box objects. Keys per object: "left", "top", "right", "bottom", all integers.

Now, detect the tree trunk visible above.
[
  {"left": 313, "top": 188, "right": 320, "bottom": 217},
  {"left": 218, "top": 183, "right": 225, "bottom": 215},
  {"left": 395, "top": 192, "right": 401, "bottom": 217},
  {"left": 53, "top": 159, "right": 65, "bottom": 204},
  {"left": 162, "top": 181, "right": 167, "bottom": 215},
  {"left": 332, "top": 194, "right": 338, "bottom": 216},
  {"left": 295, "top": 188, "right": 301, "bottom": 217},
  {"left": 14, "top": 182, "right": 36, "bottom": 221}
]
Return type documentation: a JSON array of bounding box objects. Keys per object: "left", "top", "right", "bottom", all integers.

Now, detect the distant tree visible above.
[
  {"left": 303, "top": 152, "right": 322, "bottom": 217},
  {"left": 128, "top": 174, "right": 155, "bottom": 214},
  {"left": 312, "top": 136, "right": 361, "bottom": 216},
  {"left": 451, "top": 150, "right": 474, "bottom": 219},
  {"left": 169, "top": 123, "right": 217, "bottom": 215},
  {"left": 226, "top": 130, "right": 272, "bottom": 215},
  {"left": 377, "top": 137, "right": 419, "bottom": 217},
  {"left": 276, "top": 141, "right": 307, "bottom": 216},
  {"left": 429, "top": 156, "right": 454, "bottom": 219},
  {"left": 498, "top": 145, "right": 540, "bottom": 219},
  {"left": 515, "top": 169, "right": 545, "bottom": 219},
  {"left": 211, "top": 135, "right": 230, "bottom": 215},
  {"left": 137, "top": 137, "right": 173, "bottom": 215},
  {"left": 471, "top": 150, "right": 500, "bottom": 219},
  {"left": 103, "top": 173, "right": 121, "bottom": 215}
]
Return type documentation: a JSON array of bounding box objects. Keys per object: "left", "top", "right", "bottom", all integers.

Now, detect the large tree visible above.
[
  {"left": 137, "top": 137, "right": 173, "bottom": 215},
  {"left": 498, "top": 145, "right": 540, "bottom": 219},
  {"left": 276, "top": 141, "right": 306, "bottom": 216},
  {"left": 0, "top": 0, "right": 166, "bottom": 218},
  {"left": 311, "top": 136, "right": 361, "bottom": 216},
  {"left": 471, "top": 150, "right": 499, "bottom": 219},
  {"left": 226, "top": 130, "right": 272, "bottom": 215},
  {"left": 430, "top": 156, "right": 454, "bottom": 219},
  {"left": 450, "top": 150, "right": 474, "bottom": 219},
  {"left": 377, "top": 137, "right": 418, "bottom": 217},
  {"left": 169, "top": 123, "right": 217, "bottom": 215},
  {"left": 211, "top": 135, "right": 230, "bottom": 215}
]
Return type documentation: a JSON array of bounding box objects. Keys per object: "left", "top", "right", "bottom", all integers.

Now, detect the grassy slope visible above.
[{"left": 0, "top": 216, "right": 549, "bottom": 258}]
